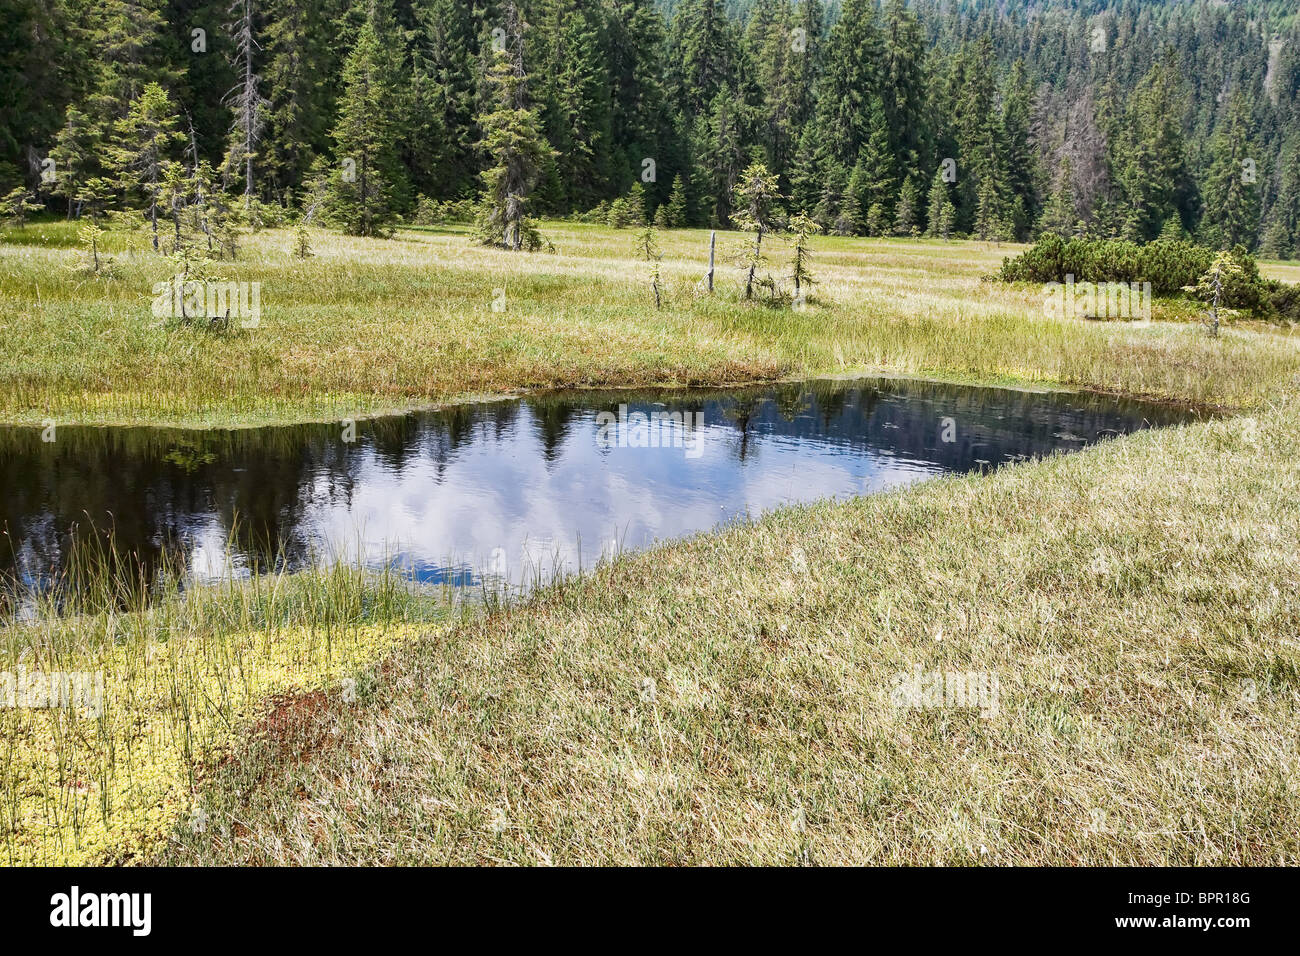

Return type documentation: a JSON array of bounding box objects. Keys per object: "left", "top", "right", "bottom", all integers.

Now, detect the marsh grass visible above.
[
  {"left": 4, "top": 218, "right": 1300, "bottom": 866},
  {"left": 3, "top": 221, "right": 1298, "bottom": 428},
  {"left": 163, "top": 394, "right": 1300, "bottom": 866},
  {"left": 0, "top": 534, "right": 463, "bottom": 865}
]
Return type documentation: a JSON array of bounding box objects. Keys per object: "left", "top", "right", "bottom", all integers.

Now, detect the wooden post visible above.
[{"left": 707, "top": 230, "right": 715, "bottom": 293}]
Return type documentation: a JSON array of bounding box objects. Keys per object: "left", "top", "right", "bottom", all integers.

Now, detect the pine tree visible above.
[
  {"left": 1200, "top": 92, "right": 1261, "bottom": 250},
  {"left": 925, "top": 166, "right": 954, "bottom": 239},
  {"left": 893, "top": 176, "right": 919, "bottom": 236},
  {"left": 731, "top": 162, "right": 782, "bottom": 299},
  {"left": 474, "top": 6, "right": 553, "bottom": 251},
  {"left": 109, "top": 82, "right": 185, "bottom": 251},
  {"left": 327, "top": 1, "right": 405, "bottom": 236}
]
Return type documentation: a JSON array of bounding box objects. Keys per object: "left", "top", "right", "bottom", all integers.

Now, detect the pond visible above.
[{"left": 0, "top": 377, "right": 1203, "bottom": 594}]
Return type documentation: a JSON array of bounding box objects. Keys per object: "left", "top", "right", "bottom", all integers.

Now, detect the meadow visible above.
[
  {"left": 2, "top": 219, "right": 1299, "bottom": 865},
  {"left": 2, "top": 219, "right": 1299, "bottom": 429}
]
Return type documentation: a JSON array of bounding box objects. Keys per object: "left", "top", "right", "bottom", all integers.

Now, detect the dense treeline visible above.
[{"left": 3, "top": 0, "right": 1300, "bottom": 255}]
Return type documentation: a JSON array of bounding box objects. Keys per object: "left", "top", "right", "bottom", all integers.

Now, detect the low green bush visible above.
[
  {"left": 998, "top": 234, "right": 1214, "bottom": 295},
  {"left": 999, "top": 235, "right": 1289, "bottom": 318}
]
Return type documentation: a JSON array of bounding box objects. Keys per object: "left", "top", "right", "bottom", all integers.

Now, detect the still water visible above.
[{"left": 0, "top": 377, "right": 1201, "bottom": 592}]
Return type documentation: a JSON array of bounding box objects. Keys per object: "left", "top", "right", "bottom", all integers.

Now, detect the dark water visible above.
[{"left": 0, "top": 377, "right": 1202, "bottom": 593}]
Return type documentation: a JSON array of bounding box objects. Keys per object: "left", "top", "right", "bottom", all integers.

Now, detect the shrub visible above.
[
  {"left": 998, "top": 234, "right": 1218, "bottom": 295},
  {"left": 1266, "top": 279, "right": 1300, "bottom": 323},
  {"left": 999, "top": 235, "right": 1293, "bottom": 318},
  {"left": 410, "top": 195, "right": 476, "bottom": 226}
]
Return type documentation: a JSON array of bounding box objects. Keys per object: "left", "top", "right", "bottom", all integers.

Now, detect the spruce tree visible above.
[
  {"left": 788, "top": 212, "right": 820, "bottom": 301},
  {"left": 893, "top": 176, "right": 919, "bottom": 236},
  {"left": 535, "top": 0, "right": 613, "bottom": 209},
  {"left": 327, "top": 1, "right": 405, "bottom": 236},
  {"left": 665, "top": 174, "right": 689, "bottom": 227},
  {"left": 109, "top": 82, "right": 184, "bottom": 250},
  {"left": 881, "top": 0, "right": 926, "bottom": 189},
  {"left": 474, "top": 6, "right": 553, "bottom": 251},
  {"left": 49, "top": 107, "right": 100, "bottom": 217},
  {"left": 1200, "top": 92, "right": 1261, "bottom": 250},
  {"left": 812, "top": 0, "right": 883, "bottom": 170},
  {"left": 974, "top": 174, "right": 1006, "bottom": 241},
  {"left": 925, "top": 166, "right": 954, "bottom": 240},
  {"left": 223, "top": 0, "right": 267, "bottom": 205},
  {"left": 1000, "top": 60, "right": 1037, "bottom": 241},
  {"left": 731, "top": 162, "right": 782, "bottom": 299},
  {"left": 1116, "top": 57, "right": 1192, "bottom": 242},
  {"left": 1038, "top": 157, "right": 1078, "bottom": 238}
]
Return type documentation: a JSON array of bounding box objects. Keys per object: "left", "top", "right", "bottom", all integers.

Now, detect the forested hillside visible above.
[{"left": 4, "top": 0, "right": 1300, "bottom": 254}]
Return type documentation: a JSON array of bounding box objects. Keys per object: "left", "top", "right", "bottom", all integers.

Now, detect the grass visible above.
[
  {"left": 2, "top": 219, "right": 1298, "bottom": 428},
  {"left": 161, "top": 394, "right": 1300, "bottom": 866},
  {"left": 0, "top": 549, "right": 465, "bottom": 866},
  {"left": 2, "top": 219, "right": 1299, "bottom": 865}
]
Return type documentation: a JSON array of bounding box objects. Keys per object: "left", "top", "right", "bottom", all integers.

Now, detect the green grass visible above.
[
  {"left": 3, "top": 219, "right": 1298, "bottom": 428},
  {"left": 161, "top": 394, "right": 1300, "bottom": 866}
]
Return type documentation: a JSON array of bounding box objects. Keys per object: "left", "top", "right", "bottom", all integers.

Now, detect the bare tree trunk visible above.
[
  {"left": 707, "top": 230, "right": 715, "bottom": 292},
  {"left": 226, "top": 0, "right": 262, "bottom": 205},
  {"left": 745, "top": 230, "right": 762, "bottom": 299}
]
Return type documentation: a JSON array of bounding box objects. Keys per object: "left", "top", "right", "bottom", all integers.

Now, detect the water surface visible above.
[{"left": 0, "top": 377, "right": 1202, "bottom": 593}]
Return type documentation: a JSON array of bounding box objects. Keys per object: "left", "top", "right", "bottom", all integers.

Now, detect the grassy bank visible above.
[
  {"left": 162, "top": 393, "right": 1300, "bottom": 866},
  {"left": 3, "top": 220, "right": 1298, "bottom": 428}
]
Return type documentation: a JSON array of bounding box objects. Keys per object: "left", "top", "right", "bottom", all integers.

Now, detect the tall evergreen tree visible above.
[
  {"left": 1200, "top": 91, "right": 1261, "bottom": 249},
  {"left": 326, "top": 0, "right": 406, "bottom": 235},
  {"left": 535, "top": 0, "right": 613, "bottom": 209},
  {"left": 1115, "top": 55, "right": 1193, "bottom": 241},
  {"left": 474, "top": 5, "right": 553, "bottom": 250},
  {"left": 812, "top": 0, "right": 883, "bottom": 171},
  {"left": 109, "top": 81, "right": 184, "bottom": 249}
]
